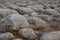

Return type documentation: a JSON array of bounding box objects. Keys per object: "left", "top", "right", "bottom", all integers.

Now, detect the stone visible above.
[
  {"left": 32, "top": 17, "right": 46, "bottom": 28},
  {"left": 36, "top": 14, "right": 53, "bottom": 21},
  {"left": 43, "top": 9, "right": 60, "bottom": 16},
  {"left": 18, "top": 28, "right": 37, "bottom": 39},
  {"left": 31, "top": 12, "right": 38, "bottom": 17},
  {"left": 55, "top": 7, "right": 60, "bottom": 13},
  {"left": 2, "top": 14, "right": 29, "bottom": 30},
  {"left": 0, "top": 32, "right": 15, "bottom": 40},
  {"left": 0, "top": 9, "right": 18, "bottom": 19},
  {"left": 27, "top": 5, "right": 44, "bottom": 14},
  {"left": 40, "top": 31, "right": 60, "bottom": 40},
  {"left": 14, "top": 7, "right": 34, "bottom": 15},
  {"left": 13, "top": 38, "right": 23, "bottom": 40},
  {"left": 25, "top": 16, "right": 46, "bottom": 28}
]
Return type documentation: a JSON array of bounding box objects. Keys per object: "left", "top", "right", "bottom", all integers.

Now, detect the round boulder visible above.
[
  {"left": 2, "top": 14, "right": 29, "bottom": 30},
  {"left": 0, "top": 32, "right": 15, "bottom": 40},
  {"left": 18, "top": 28, "right": 37, "bottom": 39},
  {"left": 40, "top": 31, "right": 60, "bottom": 40}
]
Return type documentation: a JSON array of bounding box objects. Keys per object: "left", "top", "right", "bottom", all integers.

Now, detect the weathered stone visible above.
[
  {"left": 25, "top": 16, "right": 46, "bottom": 28},
  {"left": 18, "top": 28, "right": 37, "bottom": 39},
  {"left": 55, "top": 7, "right": 60, "bottom": 13},
  {"left": 3, "top": 14, "right": 29, "bottom": 30},
  {"left": 36, "top": 14, "right": 53, "bottom": 21},
  {"left": 0, "top": 9, "right": 18, "bottom": 18},
  {"left": 13, "top": 38, "right": 23, "bottom": 40},
  {"left": 31, "top": 12, "right": 38, "bottom": 17},
  {"left": 0, "top": 32, "right": 15, "bottom": 40},
  {"left": 40, "top": 31, "right": 60, "bottom": 40},
  {"left": 14, "top": 7, "right": 34, "bottom": 15},
  {"left": 43, "top": 9, "right": 60, "bottom": 16},
  {"left": 27, "top": 5, "right": 44, "bottom": 14}
]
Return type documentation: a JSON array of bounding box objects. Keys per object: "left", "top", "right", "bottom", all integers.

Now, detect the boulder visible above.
[
  {"left": 25, "top": 16, "right": 46, "bottom": 28},
  {"left": 18, "top": 28, "right": 37, "bottom": 39},
  {"left": 36, "top": 14, "right": 53, "bottom": 21},
  {"left": 0, "top": 9, "right": 18, "bottom": 19},
  {"left": 2, "top": 14, "right": 29, "bottom": 30},
  {"left": 43, "top": 9, "right": 60, "bottom": 16},
  {"left": 13, "top": 38, "right": 23, "bottom": 40},
  {"left": 55, "top": 7, "right": 60, "bottom": 13},
  {"left": 40, "top": 31, "right": 60, "bottom": 40},
  {"left": 0, "top": 32, "right": 15, "bottom": 40},
  {"left": 31, "top": 12, "right": 38, "bottom": 17},
  {"left": 27, "top": 5, "right": 44, "bottom": 14},
  {"left": 14, "top": 7, "right": 34, "bottom": 15},
  {"left": 32, "top": 17, "right": 46, "bottom": 28}
]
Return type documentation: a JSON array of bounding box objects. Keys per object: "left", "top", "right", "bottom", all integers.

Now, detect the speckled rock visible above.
[
  {"left": 0, "top": 9, "right": 18, "bottom": 18},
  {"left": 55, "top": 7, "right": 60, "bottom": 13},
  {"left": 25, "top": 16, "right": 46, "bottom": 28},
  {"left": 0, "top": 32, "right": 15, "bottom": 40},
  {"left": 43, "top": 9, "right": 60, "bottom": 16},
  {"left": 36, "top": 14, "right": 53, "bottom": 21},
  {"left": 2, "top": 14, "right": 29, "bottom": 30},
  {"left": 14, "top": 7, "right": 34, "bottom": 15},
  {"left": 13, "top": 38, "right": 23, "bottom": 40},
  {"left": 18, "top": 28, "right": 37, "bottom": 39},
  {"left": 31, "top": 12, "right": 38, "bottom": 17},
  {"left": 40, "top": 31, "right": 60, "bottom": 40},
  {"left": 27, "top": 5, "right": 44, "bottom": 14}
]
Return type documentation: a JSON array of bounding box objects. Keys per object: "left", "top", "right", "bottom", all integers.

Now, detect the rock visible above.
[
  {"left": 40, "top": 31, "right": 60, "bottom": 40},
  {"left": 0, "top": 28, "right": 6, "bottom": 33},
  {"left": 0, "top": 32, "right": 15, "bottom": 40},
  {"left": 43, "top": 9, "right": 60, "bottom": 16},
  {"left": 2, "top": 14, "right": 29, "bottom": 30},
  {"left": 27, "top": 5, "right": 44, "bottom": 14},
  {"left": 18, "top": 28, "right": 37, "bottom": 39},
  {"left": 32, "top": 17, "right": 46, "bottom": 28},
  {"left": 25, "top": 16, "right": 46, "bottom": 28},
  {"left": 13, "top": 38, "right": 23, "bottom": 40},
  {"left": 36, "top": 14, "right": 53, "bottom": 21},
  {"left": 31, "top": 12, "right": 38, "bottom": 17},
  {"left": 53, "top": 14, "right": 60, "bottom": 21},
  {"left": 55, "top": 7, "right": 60, "bottom": 13},
  {"left": 23, "top": 15, "right": 33, "bottom": 24},
  {"left": 14, "top": 7, "right": 34, "bottom": 15},
  {"left": 0, "top": 9, "right": 18, "bottom": 19}
]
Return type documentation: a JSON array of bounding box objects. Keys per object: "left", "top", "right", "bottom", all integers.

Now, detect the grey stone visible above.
[
  {"left": 13, "top": 38, "right": 23, "bottom": 40},
  {"left": 25, "top": 16, "right": 46, "bottom": 28},
  {"left": 18, "top": 28, "right": 37, "bottom": 39},
  {"left": 27, "top": 5, "right": 44, "bottom": 14},
  {"left": 43, "top": 9, "right": 60, "bottom": 16},
  {"left": 40, "top": 31, "right": 60, "bottom": 40},
  {"left": 0, "top": 32, "right": 15, "bottom": 40},
  {"left": 3, "top": 14, "right": 29, "bottom": 30},
  {"left": 31, "top": 12, "right": 38, "bottom": 17},
  {"left": 55, "top": 7, "right": 60, "bottom": 13},
  {"left": 36, "top": 14, "right": 53, "bottom": 21},
  {"left": 0, "top": 9, "right": 18, "bottom": 18},
  {"left": 14, "top": 7, "right": 34, "bottom": 15}
]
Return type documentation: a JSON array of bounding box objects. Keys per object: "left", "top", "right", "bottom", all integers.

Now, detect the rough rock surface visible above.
[
  {"left": 0, "top": 9, "right": 18, "bottom": 18},
  {"left": 3, "top": 14, "right": 29, "bottom": 30},
  {"left": 40, "top": 31, "right": 60, "bottom": 40},
  {"left": 0, "top": 32, "right": 15, "bottom": 40},
  {"left": 14, "top": 7, "right": 34, "bottom": 15},
  {"left": 18, "top": 28, "right": 37, "bottom": 39},
  {"left": 43, "top": 9, "right": 60, "bottom": 16}
]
